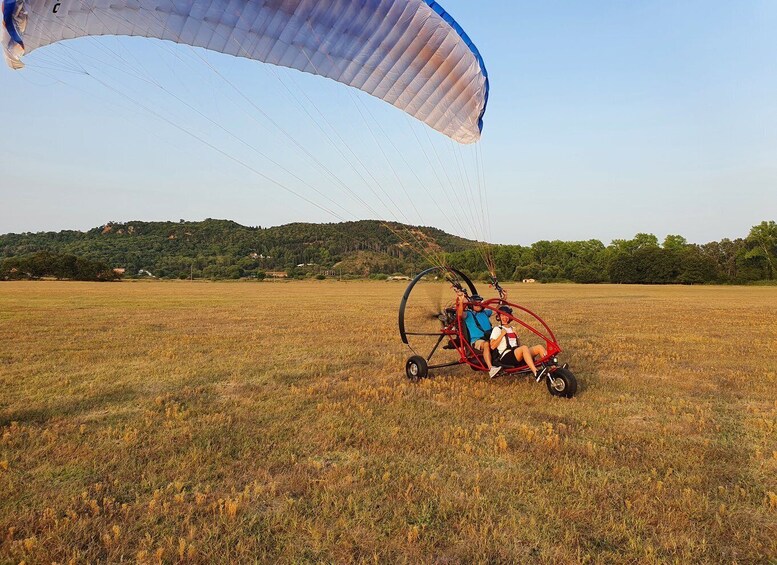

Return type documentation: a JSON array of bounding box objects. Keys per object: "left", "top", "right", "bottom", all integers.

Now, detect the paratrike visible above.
[{"left": 398, "top": 266, "right": 578, "bottom": 398}]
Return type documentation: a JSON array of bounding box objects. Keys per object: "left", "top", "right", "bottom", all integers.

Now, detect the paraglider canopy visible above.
[
  {"left": 2, "top": 0, "right": 27, "bottom": 69},
  {"left": 2, "top": 0, "right": 489, "bottom": 142}
]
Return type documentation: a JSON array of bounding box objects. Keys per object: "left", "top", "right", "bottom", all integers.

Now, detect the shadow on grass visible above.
[
  {"left": 0, "top": 384, "right": 137, "bottom": 427},
  {"left": 574, "top": 370, "right": 592, "bottom": 396}
]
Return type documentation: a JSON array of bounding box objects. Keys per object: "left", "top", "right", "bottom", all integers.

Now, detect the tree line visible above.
[
  {"left": 449, "top": 222, "right": 776, "bottom": 284},
  {"left": 1, "top": 219, "right": 774, "bottom": 284},
  {"left": 0, "top": 251, "right": 120, "bottom": 281}
]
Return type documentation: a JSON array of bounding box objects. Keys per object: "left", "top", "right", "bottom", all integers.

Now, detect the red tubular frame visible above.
[{"left": 455, "top": 298, "right": 561, "bottom": 374}]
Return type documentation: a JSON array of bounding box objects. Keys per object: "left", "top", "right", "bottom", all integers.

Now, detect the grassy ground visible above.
[{"left": 1, "top": 281, "right": 776, "bottom": 564}]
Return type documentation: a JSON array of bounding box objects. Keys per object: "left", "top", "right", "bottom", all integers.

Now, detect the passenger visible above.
[
  {"left": 489, "top": 305, "right": 548, "bottom": 379},
  {"left": 455, "top": 289, "right": 501, "bottom": 378}
]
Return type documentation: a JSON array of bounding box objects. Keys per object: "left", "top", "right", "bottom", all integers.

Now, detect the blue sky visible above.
[{"left": 1, "top": 0, "right": 775, "bottom": 245}]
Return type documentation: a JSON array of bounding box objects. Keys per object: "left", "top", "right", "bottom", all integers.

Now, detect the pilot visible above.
[{"left": 455, "top": 289, "right": 500, "bottom": 378}]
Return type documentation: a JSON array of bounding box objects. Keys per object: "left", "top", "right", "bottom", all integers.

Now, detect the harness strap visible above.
[
  {"left": 496, "top": 325, "right": 521, "bottom": 358},
  {"left": 471, "top": 311, "right": 490, "bottom": 340}
]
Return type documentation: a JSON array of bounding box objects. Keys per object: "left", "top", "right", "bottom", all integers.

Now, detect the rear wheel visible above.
[
  {"left": 546, "top": 367, "right": 577, "bottom": 398},
  {"left": 406, "top": 355, "right": 429, "bottom": 382}
]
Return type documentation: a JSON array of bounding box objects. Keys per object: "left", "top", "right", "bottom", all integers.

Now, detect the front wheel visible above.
[
  {"left": 546, "top": 367, "right": 577, "bottom": 398},
  {"left": 406, "top": 355, "right": 429, "bottom": 382}
]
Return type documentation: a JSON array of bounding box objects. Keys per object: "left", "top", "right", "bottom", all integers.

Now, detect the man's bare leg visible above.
[
  {"left": 473, "top": 340, "right": 492, "bottom": 369},
  {"left": 482, "top": 342, "right": 492, "bottom": 369}
]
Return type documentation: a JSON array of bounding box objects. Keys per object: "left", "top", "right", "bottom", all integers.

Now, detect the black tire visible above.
[
  {"left": 546, "top": 367, "right": 577, "bottom": 398},
  {"left": 406, "top": 355, "right": 429, "bottom": 382}
]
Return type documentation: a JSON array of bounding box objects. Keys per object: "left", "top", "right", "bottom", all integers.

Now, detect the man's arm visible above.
[{"left": 455, "top": 289, "right": 466, "bottom": 319}]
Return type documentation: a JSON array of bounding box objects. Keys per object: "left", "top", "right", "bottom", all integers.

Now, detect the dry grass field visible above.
[{"left": 1, "top": 280, "right": 776, "bottom": 563}]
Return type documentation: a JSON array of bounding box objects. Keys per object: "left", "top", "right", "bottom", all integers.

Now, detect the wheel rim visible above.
[
  {"left": 409, "top": 363, "right": 419, "bottom": 377},
  {"left": 550, "top": 375, "right": 566, "bottom": 392}
]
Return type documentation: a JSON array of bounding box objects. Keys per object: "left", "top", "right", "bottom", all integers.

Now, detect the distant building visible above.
[
  {"left": 268, "top": 271, "right": 288, "bottom": 278},
  {"left": 388, "top": 275, "right": 411, "bottom": 281},
  {"left": 112, "top": 268, "right": 126, "bottom": 275},
  {"left": 522, "top": 278, "right": 536, "bottom": 284}
]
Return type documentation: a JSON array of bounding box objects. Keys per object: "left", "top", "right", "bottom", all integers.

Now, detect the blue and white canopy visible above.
[{"left": 2, "top": 0, "right": 489, "bottom": 142}]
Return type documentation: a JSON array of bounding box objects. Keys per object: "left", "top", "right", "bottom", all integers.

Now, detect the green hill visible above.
[{"left": 0, "top": 219, "right": 475, "bottom": 279}]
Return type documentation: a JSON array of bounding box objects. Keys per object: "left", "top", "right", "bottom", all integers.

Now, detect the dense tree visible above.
[
  {"left": 701, "top": 239, "right": 743, "bottom": 282},
  {"left": 743, "top": 221, "right": 777, "bottom": 280},
  {"left": 0, "top": 252, "right": 119, "bottom": 281},
  {"left": 663, "top": 234, "right": 688, "bottom": 252},
  {"left": 610, "top": 233, "right": 659, "bottom": 255},
  {"left": 676, "top": 246, "right": 719, "bottom": 284}
]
